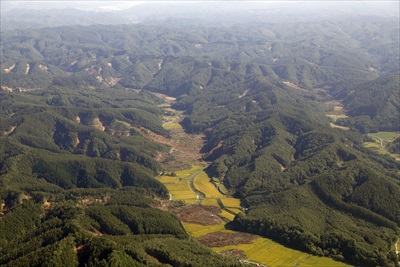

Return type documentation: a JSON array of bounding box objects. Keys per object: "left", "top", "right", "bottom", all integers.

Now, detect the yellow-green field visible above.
[
  {"left": 194, "top": 172, "right": 222, "bottom": 198},
  {"left": 219, "top": 210, "right": 236, "bottom": 221},
  {"left": 326, "top": 114, "right": 348, "bottom": 122},
  {"left": 164, "top": 180, "right": 197, "bottom": 200},
  {"left": 182, "top": 222, "right": 227, "bottom": 238},
  {"left": 364, "top": 132, "right": 400, "bottom": 160},
  {"left": 159, "top": 165, "right": 350, "bottom": 267},
  {"left": 163, "top": 122, "right": 183, "bottom": 130},
  {"left": 329, "top": 123, "right": 349, "bottom": 130},
  {"left": 158, "top": 175, "right": 179, "bottom": 184},
  {"left": 368, "top": 132, "right": 400, "bottom": 141},
  {"left": 174, "top": 165, "right": 203, "bottom": 178},
  {"left": 213, "top": 237, "right": 349, "bottom": 267},
  {"left": 226, "top": 208, "right": 242, "bottom": 214},
  {"left": 201, "top": 198, "right": 219, "bottom": 206},
  {"left": 364, "top": 142, "right": 387, "bottom": 154},
  {"left": 221, "top": 198, "right": 241, "bottom": 208}
]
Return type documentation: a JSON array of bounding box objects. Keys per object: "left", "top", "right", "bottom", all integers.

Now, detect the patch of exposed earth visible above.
[
  {"left": 133, "top": 120, "right": 206, "bottom": 171},
  {"left": 169, "top": 204, "right": 223, "bottom": 225},
  {"left": 197, "top": 231, "right": 258, "bottom": 247}
]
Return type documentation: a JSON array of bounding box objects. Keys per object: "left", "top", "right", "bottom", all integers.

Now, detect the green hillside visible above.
[{"left": 1, "top": 8, "right": 399, "bottom": 267}]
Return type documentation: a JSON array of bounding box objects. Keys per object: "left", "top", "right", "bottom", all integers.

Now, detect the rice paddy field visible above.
[
  {"left": 201, "top": 198, "right": 219, "bottom": 206},
  {"left": 158, "top": 175, "right": 179, "bottom": 184},
  {"left": 194, "top": 172, "right": 222, "bottom": 198},
  {"left": 219, "top": 210, "right": 236, "bottom": 221},
  {"left": 221, "top": 198, "right": 241, "bottom": 208},
  {"left": 213, "top": 237, "right": 349, "bottom": 267},
  {"left": 163, "top": 177, "right": 197, "bottom": 200},
  {"left": 159, "top": 165, "right": 350, "bottom": 267},
  {"left": 174, "top": 165, "right": 203, "bottom": 178}
]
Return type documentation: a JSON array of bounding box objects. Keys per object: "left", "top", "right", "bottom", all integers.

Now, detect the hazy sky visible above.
[
  {"left": 1, "top": 0, "right": 399, "bottom": 16},
  {"left": 1, "top": 1, "right": 146, "bottom": 12}
]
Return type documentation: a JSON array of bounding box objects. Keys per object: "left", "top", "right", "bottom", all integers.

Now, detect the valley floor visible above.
[{"left": 153, "top": 101, "right": 350, "bottom": 267}]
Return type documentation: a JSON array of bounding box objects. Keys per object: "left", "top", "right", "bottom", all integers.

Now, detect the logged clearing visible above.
[
  {"left": 197, "top": 232, "right": 257, "bottom": 247},
  {"left": 170, "top": 205, "right": 223, "bottom": 225}
]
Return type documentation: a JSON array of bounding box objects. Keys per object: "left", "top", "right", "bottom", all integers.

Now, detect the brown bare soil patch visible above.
[
  {"left": 197, "top": 231, "right": 257, "bottom": 247},
  {"left": 282, "top": 81, "right": 308, "bottom": 92},
  {"left": 218, "top": 249, "right": 247, "bottom": 259},
  {"left": 133, "top": 124, "right": 206, "bottom": 170},
  {"left": 170, "top": 204, "right": 223, "bottom": 225}
]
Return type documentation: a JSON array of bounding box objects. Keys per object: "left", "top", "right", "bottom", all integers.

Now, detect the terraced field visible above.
[
  {"left": 194, "top": 172, "right": 222, "bottom": 199},
  {"left": 159, "top": 165, "right": 350, "bottom": 267},
  {"left": 214, "top": 236, "right": 349, "bottom": 267}
]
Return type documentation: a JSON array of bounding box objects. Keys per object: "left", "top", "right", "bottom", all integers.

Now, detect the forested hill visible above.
[
  {"left": 0, "top": 87, "right": 242, "bottom": 266},
  {"left": 1, "top": 16, "right": 399, "bottom": 92},
  {"left": 1, "top": 9, "right": 399, "bottom": 267}
]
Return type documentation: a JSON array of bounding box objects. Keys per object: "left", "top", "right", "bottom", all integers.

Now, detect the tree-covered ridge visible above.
[
  {"left": 0, "top": 13, "right": 399, "bottom": 267},
  {"left": 0, "top": 86, "right": 243, "bottom": 266},
  {"left": 1, "top": 17, "right": 398, "bottom": 92},
  {"left": 0, "top": 194, "right": 241, "bottom": 267},
  {"left": 184, "top": 76, "right": 400, "bottom": 265},
  {"left": 332, "top": 74, "right": 400, "bottom": 133}
]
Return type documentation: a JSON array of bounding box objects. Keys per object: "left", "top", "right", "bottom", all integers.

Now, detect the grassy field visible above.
[
  {"left": 364, "top": 142, "right": 387, "bottom": 154},
  {"left": 364, "top": 132, "right": 400, "bottom": 160},
  {"left": 194, "top": 172, "right": 222, "bottom": 198},
  {"left": 163, "top": 122, "right": 183, "bottom": 130},
  {"left": 368, "top": 132, "right": 400, "bottom": 141}
]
